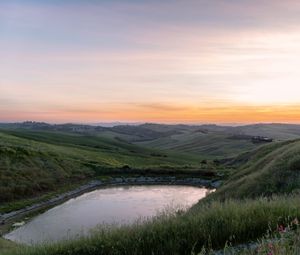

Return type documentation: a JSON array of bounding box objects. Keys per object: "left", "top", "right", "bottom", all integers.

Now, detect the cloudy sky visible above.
[{"left": 1, "top": 0, "right": 300, "bottom": 123}]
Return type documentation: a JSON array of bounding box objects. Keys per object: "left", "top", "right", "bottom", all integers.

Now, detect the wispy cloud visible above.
[{"left": 1, "top": 0, "right": 300, "bottom": 123}]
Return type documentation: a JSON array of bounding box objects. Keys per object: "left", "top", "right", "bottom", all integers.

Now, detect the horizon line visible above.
[{"left": 1, "top": 120, "right": 300, "bottom": 127}]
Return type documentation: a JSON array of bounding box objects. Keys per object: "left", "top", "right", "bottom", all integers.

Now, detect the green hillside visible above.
[
  {"left": 2, "top": 122, "right": 300, "bottom": 159},
  {"left": 134, "top": 124, "right": 300, "bottom": 157},
  {"left": 0, "top": 130, "right": 201, "bottom": 202},
  {"left": 0, "top": 238, "right": 19, "bottom": 254},
  {"left": 135, "top": 131, "right": 259, "bottom": 158},
  {"left": 207, "top": 139, "right": 300, "bottom": 200},
  {"left": 232, "top": 123, "right": 300, "bottom": 141},
  {"left": 2, "top": 127, "right": 300, "bottom": 255}
]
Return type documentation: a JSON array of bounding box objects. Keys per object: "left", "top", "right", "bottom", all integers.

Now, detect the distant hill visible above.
[
  {"left": 1, "top": 122, "right": 300, "bottom": 158},
  {"left": 232, "top": 123, "right": 300, "bottom": 140},
  {"left": 133, "top": 123, "right": 300, "bottom": 157}
]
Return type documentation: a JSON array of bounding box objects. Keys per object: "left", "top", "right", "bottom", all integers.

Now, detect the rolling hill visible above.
[
  {"left": 0, "top": 130, "right": 201, "bottom": 203},
  {"left": 133, "top": 123, "right": 300, "bottom": 157},
  {"left": 206, "top": 139, "right": 300, "bottom": 200},
  {"left": 1, "top": 122, "right": 300, "bottom": 203},
  {"left": 135, "top": 131, "right": 259, "bottom": 158},
  {"left": 3, "top": 122, "right": 300, "bottom": 159},
  {"left": 2, "top": 125, "right": 300, "bottom": 254},
  {"left": 3, "top": 136, "right": 300, "bottom": 254}
]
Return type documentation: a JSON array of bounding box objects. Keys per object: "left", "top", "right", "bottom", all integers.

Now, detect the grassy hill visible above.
[
  {"left": 135, "top": 131, "right": 259, "bottom": 158},
  {"left": 3, "top": 122, "right": 300, "bottom": 159},
  {"left": 0, "top": 130, "right": 201, "bottom": 203},
  {"left": 134, "top": 123, "right": 300, "bottom": 157},
  {"left": 2, "top": 125, "right": 300, "bottom": 254},
  {"left": 207, "top": 139, "right": 300, "bottom": 200},
  {"left": 35, "top": 138, "right": 299, "bottom": 255},
  {"left": 0, "top": 238, "right": 19, "bottom": 254},
  {"left": 232, "top": 123, "right": 300, "bottom": 141},
  {"left": 103, "top": 123, "right": 300, "bottom": 158}
]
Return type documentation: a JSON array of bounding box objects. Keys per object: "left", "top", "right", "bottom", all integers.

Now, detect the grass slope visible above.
[
  {"left": 0, "top": 130, "right": 201, "bottom": 202},
  {"left": 130, "top": 124, "right": 300, "bottom": 158},
  {"left": 239, "top": 228, "right": 300, "bottom": 255},
  {"left": 0, "top": 238, "right": 20, "bottom": 254},
  {"left": 3, "top": 122, "right": 300, "bottom": 158},
  {"left": 136, "top": 131, "right": 259, "bottom": 158},
  {"left": 208, "top": 139, "right": 300, "bottom": 200},
  {"left": 2, "top": 131, "right": 300, "bottom": 255},
  {"left": 233, "top": 123, "right": 300, "bottom": 141}
]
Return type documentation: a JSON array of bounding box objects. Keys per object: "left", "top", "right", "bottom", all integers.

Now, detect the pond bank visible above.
[{"left": 0, "top": 176, "right": 221, "bottom": 235}]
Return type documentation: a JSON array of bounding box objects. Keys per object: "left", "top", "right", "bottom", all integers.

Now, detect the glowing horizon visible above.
[{"left": 1, "top": 0, "right": 300, "bottom": 124}]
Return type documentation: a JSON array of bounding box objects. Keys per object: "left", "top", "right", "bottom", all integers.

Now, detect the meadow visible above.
[
  {"left": 1, "top": 124, "right": 300, "bottom": 254},
  {"left": 0, "top": 129, "right": 203, "bottom": 204}
]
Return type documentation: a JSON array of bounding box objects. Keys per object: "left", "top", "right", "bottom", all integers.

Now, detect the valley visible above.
[{"left": 0, "top": 123, "right": 300, "bottom": 254}]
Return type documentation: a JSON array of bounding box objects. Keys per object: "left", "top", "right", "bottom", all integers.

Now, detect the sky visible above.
[{"left": 1, "top": 0, "right": 300, "bottom": 124}]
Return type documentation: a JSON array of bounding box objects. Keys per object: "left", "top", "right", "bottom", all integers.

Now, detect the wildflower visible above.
[
  {"left": 268, "top": 243, "right": 274, "bottom": 250},
  {"left": 292, "top": 218, "right": 299, "bottom": 226},
  {"left": 278, "top": 225, "right": 286, "bottom": 233},
  {"left": 256, "top": 245, "right": 263, "bottom": 253}
]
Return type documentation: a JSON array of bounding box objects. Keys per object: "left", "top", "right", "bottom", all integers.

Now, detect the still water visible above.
[{"left": 5, "top": 185, "right": 208, "bottom": 245}]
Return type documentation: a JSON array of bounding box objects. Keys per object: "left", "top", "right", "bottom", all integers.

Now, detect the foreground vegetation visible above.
[
  {"left": 1, "top": 196, "right": 300, "bottom": 255},
  {"left": 0, "top": 238, "right": 19, "bottom": 254},
  {"left": 236, "top": 228, "right": 300, "bottom": 255}
]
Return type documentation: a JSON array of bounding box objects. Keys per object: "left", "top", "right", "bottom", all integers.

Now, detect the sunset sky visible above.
[{"left": 1, "top": 0, "right": 300, "bottom": 124}]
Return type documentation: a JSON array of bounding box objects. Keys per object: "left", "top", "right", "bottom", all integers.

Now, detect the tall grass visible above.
[
  {"left": 3, "top": 195, "right": 300, "bottom": 255},
  {"left": 232, "top": 228, "right": 300, "bottom": 255},
  {"left": 208, "top": 140, "right": 300, "bottom": 201}
]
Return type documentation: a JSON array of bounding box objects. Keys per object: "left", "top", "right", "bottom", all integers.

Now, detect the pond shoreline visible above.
[{"left": 0, "top": 176, "right": 221, "bottom": 236}]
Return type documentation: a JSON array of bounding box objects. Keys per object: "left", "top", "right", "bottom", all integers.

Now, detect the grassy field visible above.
[
  {"left": 0, "top": 238, "right": 20, "bottom": 254},
  {"left": 1, "top": 128, "right": 300, "bottom": 254},
  {"left": 4, "top": 122, "right": 300, "bottom": 158},
  {"left": 0, "top": 181, "right": 92, "bottom": 214},
  {"left": 232, "top": 123, "right": 300, "bottom": 141},
  {"left": 207, "top": 139, "right": 300, "bottom": 200},
  {"left": 135, "top": 131, "right": 260, "bottom": 158},
  {"left": 0, "top": 130, "right": 203, "bottom": 203},
  {"left": 130, "top": 123, "right": 300, "bottom": 157}
]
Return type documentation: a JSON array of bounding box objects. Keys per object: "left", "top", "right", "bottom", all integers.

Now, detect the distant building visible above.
[{"left": 251, "top": 136, "right": 273, "bottom": 143}]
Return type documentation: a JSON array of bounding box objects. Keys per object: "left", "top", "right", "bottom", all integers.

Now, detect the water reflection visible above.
[{"left": 5, "top": 185, "right": 208, "bottom": 245}]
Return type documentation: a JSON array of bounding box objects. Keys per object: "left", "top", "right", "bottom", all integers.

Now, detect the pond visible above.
[{"left": 5, "top": 185, "right": 209, "bottom": 245}]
